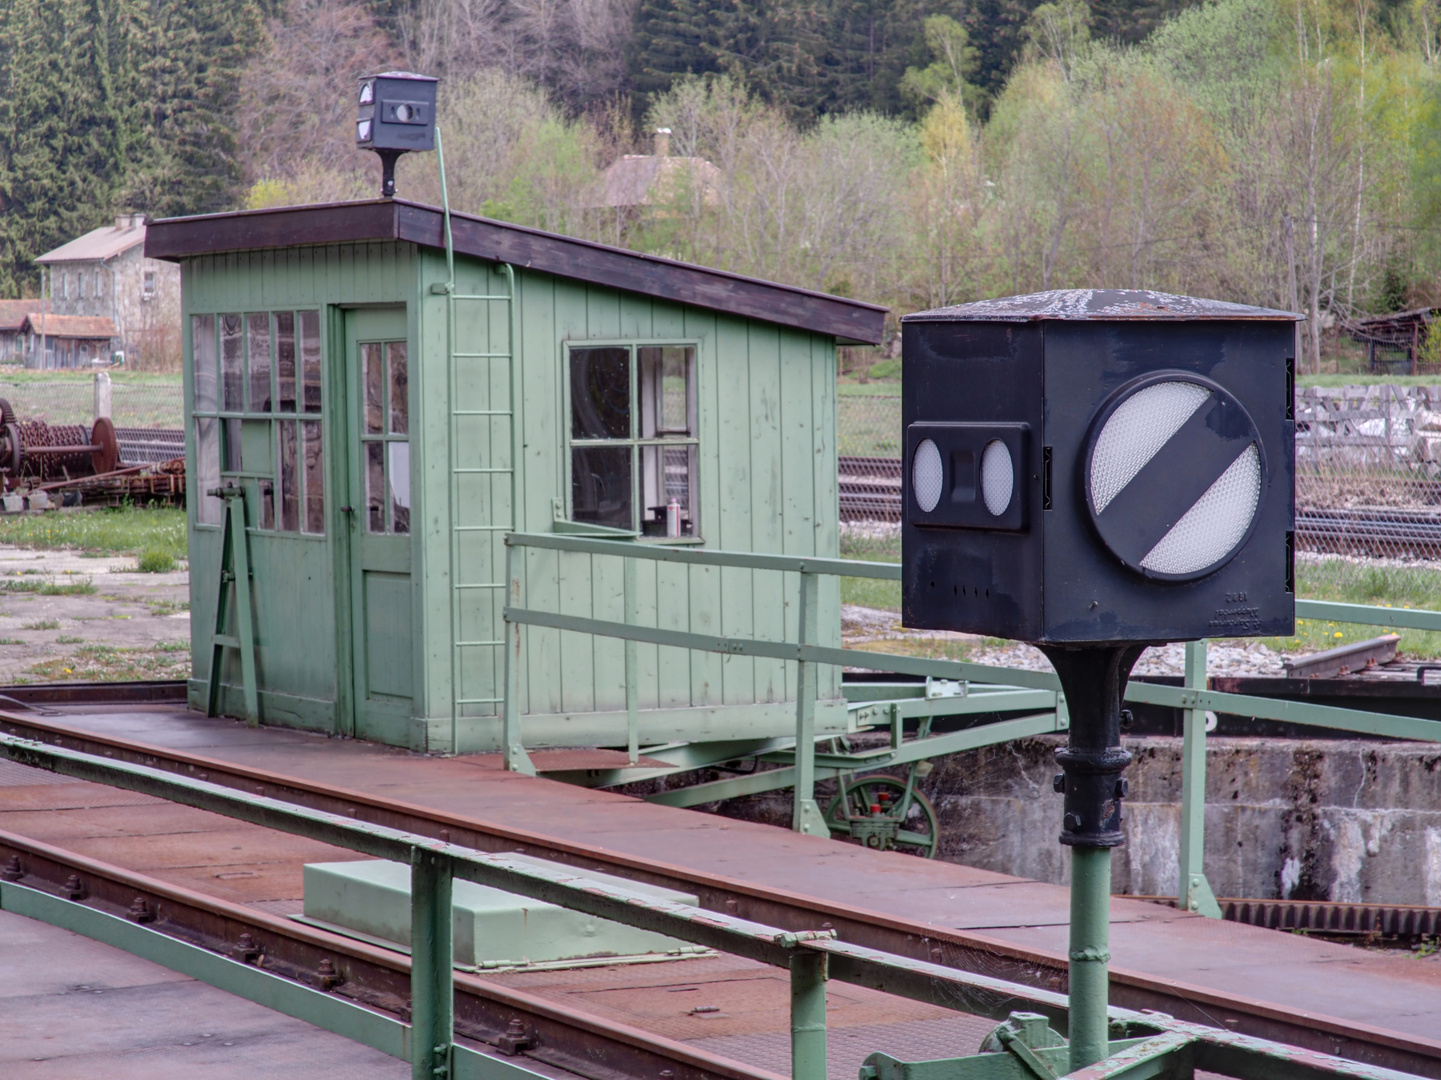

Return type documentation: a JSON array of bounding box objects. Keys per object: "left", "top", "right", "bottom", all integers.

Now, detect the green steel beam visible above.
[
  {"left": 1177, "top": 641, "right": 1221, "bottom": 920},
  {"left": 1124, "top": 682, "right": 1441, "bottom": 742},
  {"left": 505, "top": 531, "right": 902, "bottom": 580},
  {"left": 848, "top": 689, "right": 1059, "bottom": 729},
  {"left": 645, "top": 763, "right": 834, "bottom": 807},
  {"left": 793, "top": 570, "right": 829, "bottom": 836},
  {"left": 0, "top": 880, "right": 548, "bottom": 1080},
  {"left": 790, "top": 952, "right": 828, "bottom": 1080},
  {"left": 767, "top": 712, "right": 1064, "bottom": 771},
  {"left": 412, "top": 848, "right": 454, "bottom": 1080},
  {"left": 503, "top": 606, "right": 1063, "bottom": 692},
  {"left": 1296, "top": 599, "right": 1441, "bottom": 634}
]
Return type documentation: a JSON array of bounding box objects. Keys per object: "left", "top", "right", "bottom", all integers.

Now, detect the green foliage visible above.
[
  {"left": 135, "top": 548, "right": 179, "bottom": 573},
  {"left": 900, "top": 16, "right": 981, "bottom": 110},
  {"left": 0, "top": 507, "right": 187, "bottom": 561},
  {"left": 0, "top": 0, "right": 261, "bottom": 292}
]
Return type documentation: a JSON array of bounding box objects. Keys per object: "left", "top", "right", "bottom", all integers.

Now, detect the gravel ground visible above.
[
  {"left": 842, "top": 603, "right": 1288, "bottom": 676},
  {"left": 0, "top": 545, "right": 189, "bottom": 683}
]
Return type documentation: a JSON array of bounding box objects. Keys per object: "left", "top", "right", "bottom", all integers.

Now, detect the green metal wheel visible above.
[{"left": 824, "top": 774, "right": 940, "bottom": 858}]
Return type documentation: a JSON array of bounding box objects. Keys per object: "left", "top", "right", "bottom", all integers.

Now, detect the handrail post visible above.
[
  {"left": 624, "top": 556, "right": 639, "bottom": 765},
  {"left": 1178, "top": 639, "right": 1220, "bottom": 918},
  {"left": 411, "top": 847, "right": 454, "bottom": 1080},
  {"left": 790, "top": 950, "right": 827, "bottom": 1080},
  {"left": 793, "top": 569, "right": 828, "bottom": 835},
  {"left": 501, "top": 541, "right": 536, "bottom": 775}
]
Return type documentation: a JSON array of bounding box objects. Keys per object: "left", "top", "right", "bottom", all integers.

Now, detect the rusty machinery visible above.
[{"left": 0, "top": 400, "right": 120, "bottom": 488}]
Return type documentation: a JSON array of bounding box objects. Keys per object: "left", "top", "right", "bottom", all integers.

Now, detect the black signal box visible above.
[
  {"left": 357, "top": 71, "right": 438, "bottom": 153},
  {"left": 900, "top": 290, "right": 1300, "bottom": 645}
]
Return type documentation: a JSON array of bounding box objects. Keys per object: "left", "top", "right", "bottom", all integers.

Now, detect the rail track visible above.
[{"left": 4, "top": 709, "right": 1441, "bottom": 1077}]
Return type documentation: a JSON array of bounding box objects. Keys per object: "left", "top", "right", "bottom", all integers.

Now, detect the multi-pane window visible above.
[
  {"left": 569, "top": 344, "right": 698, "bottom": 537},
  {"left": 361, "top": 341, "right": 409, "bottom": 534},
  {"left": 191, "top": 311, "right": 325, "bottom": 534}
]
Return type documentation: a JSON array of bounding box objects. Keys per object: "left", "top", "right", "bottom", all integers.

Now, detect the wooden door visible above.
[{"left": 344, "top": 308, "right": 413, "bottom": 743}]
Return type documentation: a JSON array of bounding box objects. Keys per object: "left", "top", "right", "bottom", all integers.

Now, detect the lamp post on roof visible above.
[
  {"left": 892, "top": 289, "right": 1301, "bottom": 1073},
  {"left": 356, "top": 71, "right": 438, "bottom": 198}
]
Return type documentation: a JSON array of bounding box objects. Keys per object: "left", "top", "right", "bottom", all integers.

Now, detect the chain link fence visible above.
[
  {"left": 836, "top": 387, "right": 1441, "bottom": 605},
  {"left": 0, "top": 379, "right": 183, "bottom": 428}
]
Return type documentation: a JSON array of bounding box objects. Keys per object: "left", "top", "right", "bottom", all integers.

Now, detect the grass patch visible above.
[
  {"left": 135, "top": 548, "right": 178, "bottom": 573},
  {"left": 0, "top": 638, "right": 22, "bottom": 645},
  {"left": 55, "top": 635, "right": 82, "bottom": 644},
  {"left": 147, "top": 598, "right": 189, "bottom": 616},
  {"left": 2, "top": 576, "right": 95, "bottom": 596},
  {"left": 28, "top": 642, "right": 190, "bottom": 682},
  {"left": 21, "top": 620, "right": 59, "bottom": 630},
  {"left": 0, "top": 506, "right": 185, "bottom": 561}
]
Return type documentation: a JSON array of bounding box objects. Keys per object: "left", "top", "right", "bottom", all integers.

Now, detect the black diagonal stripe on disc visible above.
[{"left": 1096, "top": 394, "right": 1255, "bottom": 567}]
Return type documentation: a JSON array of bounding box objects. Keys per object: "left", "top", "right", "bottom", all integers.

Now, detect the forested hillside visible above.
[{"left": 2, "top": 0, "right": 1439, "bottom": 370}]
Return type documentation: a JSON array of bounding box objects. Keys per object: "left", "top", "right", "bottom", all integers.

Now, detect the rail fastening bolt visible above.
[
  {"left": 234, "top": 932, "right": 261, "bottom": 964},
  {"left": 63, "top": 874, "right": 86, "bottom": 901},
  {"left": 497, "top": 1018, "right": 531, "bottom": 1055},
  {"left": 127, "top": 896, "right": 155, "bottom": 923},
  {"left": 316, "top": 957, "right": 341, "bottom": 991},
  {"left": 1, "top": 855, "right": 22, "bottom": 881}
]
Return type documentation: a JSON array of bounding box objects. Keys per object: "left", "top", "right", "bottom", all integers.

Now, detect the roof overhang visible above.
[{"left": 145, "top": 199, "right": 886, "bottom": 345}]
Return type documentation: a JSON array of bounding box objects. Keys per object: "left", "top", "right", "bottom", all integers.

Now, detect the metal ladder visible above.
[
  {"left": 435, "top": 131, "right": 533, "bottom": 771},
  {"left": 205, "top": 483, "right": 259, "bottom": 725}
]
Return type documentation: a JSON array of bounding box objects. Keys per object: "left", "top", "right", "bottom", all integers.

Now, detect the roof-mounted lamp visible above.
[{"left": 356, "top": 71, "right": 438, "bottom": 198}]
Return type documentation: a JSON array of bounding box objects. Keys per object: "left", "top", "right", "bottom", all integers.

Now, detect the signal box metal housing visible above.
[
  {"left": 356, "top": 71, "right": 438, "bottom": 154},
  {"left": 901, "top": 290, "right": 1300, "bottom": 645}
]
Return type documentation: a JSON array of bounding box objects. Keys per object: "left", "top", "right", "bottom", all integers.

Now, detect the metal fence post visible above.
[
  {"left": 1178, "top": 639, "right": 1221, "bottom": 918},
  {"left": 411, "top": 847, "right": 453, "bottom": 1080},
  {"left": 501, "top": 541, "right": 535, "bottom": 775},
  {"left": 789, "top": 951, "right": 827, "bottom": 1080},
  {"left": 624, "top": 556, "right": 639, "bottom": 765},
  {"left": 793, "top": 569, "right": 828, "bottom": 835}
]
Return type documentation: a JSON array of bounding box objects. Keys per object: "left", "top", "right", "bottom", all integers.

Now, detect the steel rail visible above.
[
  {"left": 0, "top": 828, "right": 781, "bottom": 1080},
  {"left": 2, "top": 721, "right": 1440, "bottom": 1076}
]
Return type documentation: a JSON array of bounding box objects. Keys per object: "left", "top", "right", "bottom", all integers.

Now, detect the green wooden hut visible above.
[{"left": 145, "top": 200, "right": 886, "bottom": 755}]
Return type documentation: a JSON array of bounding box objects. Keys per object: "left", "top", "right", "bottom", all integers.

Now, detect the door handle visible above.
[{"left": 340, "top": 505, "right": 354, "bottom": 514}]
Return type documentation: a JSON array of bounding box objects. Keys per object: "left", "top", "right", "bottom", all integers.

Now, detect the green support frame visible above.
[
  {"left": 206, "top": 483, "right": 259, "bottom": 725},
  {"left": 0, "top": 731, "right": 1427, "bottom": 1080}
]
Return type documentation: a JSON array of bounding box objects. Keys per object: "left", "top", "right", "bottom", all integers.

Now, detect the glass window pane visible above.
[
  {"left": 303, "top": 420, "right": 325, "bottom": 534},
  {"left": 300, "top": 310, "right": 322, "bottom": 413},
  {"left": 389, "top": 441, "right": 410, "bottom": 534},
  {"left": 275, "top": 312, "right": 296, "bottom": 412},
  {"left": 640, "top": 444, "right": 696, "bottom": 536},
  {"left": 196, "top": 417, "right": 221, "bottom": 525},
  {"left": 363, "top": 343, "right": 384, "bottom": 434},
  {"left": 571, "top": 445, "right": 632, "bottom": 530},
  {"left": 388, "top": 342, "right": 408, "bottom": 435},
  {"left": 366, "top": 441, "right": 385, "bottom": 532},
  {"left": 191, "top": 315, "right": 216, "bottom": 412},
  {"left": 570, "top": 347, "right": 630, "bottom": 439},
  {"left": 247, "top": 313, "right": 272, "bottom": 412},
  {"left": 662, "top": 347, "right": 692, "bottom": 433},
  {"left": 221, "top": 314, "right": 243, "bottom": 411},
  {"left": 223, "top": 418, "right": 242, "bottom": 472},
  {"left": 279, "top": 419, "right": 299, "bottom": 532}
]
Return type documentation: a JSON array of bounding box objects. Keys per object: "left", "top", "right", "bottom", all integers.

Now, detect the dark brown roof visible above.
[
  {"left": 904, "top": 289, "right": 1301, "bottom": 322},
  {"left": 19, "top": 313, "right": 119, "bottom": 338},
  {"left": 145, "top": 199, "right": 886, "bottom": 345}
]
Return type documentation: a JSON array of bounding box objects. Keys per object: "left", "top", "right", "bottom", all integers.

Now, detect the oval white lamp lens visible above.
[
  {"left": 912, "top": 439, "right": 943, "bottom": 513},
  {"left": 980, "top": 440, "right": 1013, "bottom": 516}
]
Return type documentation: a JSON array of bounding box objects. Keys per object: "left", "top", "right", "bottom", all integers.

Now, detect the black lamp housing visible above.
[
  {"left": 356, "top": 71, "right": 438, "bottom": 197},
  {"left": 900, "top": 290, "right": 1301, "bottom": 646}
]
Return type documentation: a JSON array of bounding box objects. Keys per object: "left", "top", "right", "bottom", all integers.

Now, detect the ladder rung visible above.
[
  {"left": 451, "top": 410, "right": 512, "bottom": 417},
  {"left": 455, "top": 582, "right": 503, "bottom": 590},
  {"left": 452, "top": 526, "right": 508, "bottom": 533},
  {"left": 456, "top": 639, "right": 503, "bottom": 647},
  {"left": 453, "top": 352, "right": 512, "bottom": 359},
  {"left": 455, "top": 698, "right": 503, "bottom": 706},
  {"left": 453, "top": 467, "right": 511, "bottom": 475},
  {"left": 452, "top": 294, "right": 512, "bottom": 301},
  {"left": 213, "top": 634, "right": 241, "bottom": 649}
]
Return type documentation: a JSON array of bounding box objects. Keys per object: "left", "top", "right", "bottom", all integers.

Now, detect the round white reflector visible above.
[
  {"left": 1090, "top": 380, "right": 1210, "bottom": 513},
  {"left": 980, "top": 439, "right": 1013, "bottom": 516},
  {"left": 912, "top": 438, "right": 943, "bottom": 512}
]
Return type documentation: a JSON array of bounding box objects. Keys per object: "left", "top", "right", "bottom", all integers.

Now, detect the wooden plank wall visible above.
[{"left": 447, "top": 256, "right": 844, "bottom": 745}]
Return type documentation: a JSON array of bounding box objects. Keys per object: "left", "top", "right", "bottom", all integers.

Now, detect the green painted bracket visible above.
[
  {"left": 860, "top": 1039, "right": 1161, "bottom": 1080},
  {"left": 0, "top": 880, "right": 549, "bottom": 1080},
  {"left": 1182, "top": 872, "right": 1223, "bottom": 920},
  {"left": 794, "top": 797, "right": 830, "bottom": 837}
]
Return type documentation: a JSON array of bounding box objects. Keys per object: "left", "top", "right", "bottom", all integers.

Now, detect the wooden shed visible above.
[{"left": 145, "top": 200, "right": 885, "bottom": 754}]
